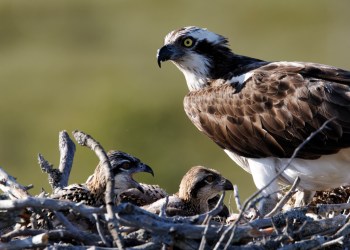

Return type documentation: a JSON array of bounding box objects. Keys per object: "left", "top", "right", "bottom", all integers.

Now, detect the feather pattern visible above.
[{"left": 184, "top": 62, "right": 350, "bottom": 159}]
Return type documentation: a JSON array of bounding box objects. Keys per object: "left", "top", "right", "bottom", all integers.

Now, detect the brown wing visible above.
[
  {"left": 119, "top": 183, "right": 167, "bottom": 206},
  {"left": 51, "top": 184, "right": 103, "bottom": 206},
  {"left": 184, "top": 62, "right": 350, "bottom": 159}
]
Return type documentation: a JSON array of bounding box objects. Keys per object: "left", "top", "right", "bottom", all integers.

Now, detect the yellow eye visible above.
[{"left": 182, "top": 37, "right": 194, "bottom": 47}]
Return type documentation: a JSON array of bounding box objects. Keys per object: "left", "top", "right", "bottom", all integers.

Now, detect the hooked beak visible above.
[
  {"left": 133, "top": 163, "right": 154, "bottom": 177},
  {"left": 223, "top": 178, "right": 234, "bottom": 191},
  {"left": 157, "top": 45, "right": 174, "bottom": 68},
  {"left": 131, "top": 163, "right": 154, "bottom": 194},
  {"left": 141, "top": 163, "right": 154, "bottom": 177}
]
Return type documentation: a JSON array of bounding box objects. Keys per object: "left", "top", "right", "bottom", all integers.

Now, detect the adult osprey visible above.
[{"left": 157, "top": 26, "right": 350, "bottom": 214}]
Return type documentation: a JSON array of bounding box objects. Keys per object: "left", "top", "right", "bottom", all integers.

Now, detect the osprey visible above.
[
  {"left": 52, "top": 150, "right": 154, "bottom": 206},
  {"left": 157, "top": 26, "right": 350, "bottom": 214},
  {"left": 145, "top": 166, "right": 233, "bottom": 217}
]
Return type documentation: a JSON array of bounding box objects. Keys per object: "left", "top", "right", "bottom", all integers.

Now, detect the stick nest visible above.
[{"left": 1, "top": 130, "right": 350, "bottom": 250}]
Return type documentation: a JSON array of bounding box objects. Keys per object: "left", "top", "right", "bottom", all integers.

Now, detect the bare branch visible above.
[
  {"left": 266, "top": 176, "right": 300, "bottom": 217},
  {"left": 93, "top": 213, "right": 110, "bottom": 246},
  {"left": 58, "top": 130, "right": 76, "bottom": 188},
  {"left": 311, "top": 236, "right": 344, "bottom": 250},
  {"left": 0, "top": 167, "right": 30, "bottom": 199},
  {"left": 0, "top": 232, "right": 48, "bottom": 250},
  {"left": 38, "top": 154, "right": 61, "bottom": 191},
  {"left": 314, "top": 203, "right": 350, "bottom": 215},
  {"left": 72, "top": 130, "right": 123, "bottom": 249},
  {"left": 0, "top": 197, "right": 103, "bottom": 220},
  {"left": 233, "top": 185, "right": 242, "bottom": 212},
  {"left": 159, "top": 196, "right": 169, "bottom": 217},
  {"left": 1, "top": 228, "right": 101, "bottom": 246}
]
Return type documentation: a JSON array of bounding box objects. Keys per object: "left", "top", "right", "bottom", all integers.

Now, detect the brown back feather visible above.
[{"left": 184, "top": 62, "right": 350, "bottom": 159}]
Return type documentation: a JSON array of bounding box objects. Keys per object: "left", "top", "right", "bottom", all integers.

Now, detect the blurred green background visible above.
[{"left": 0, "top": 0, "right": 349, "bottom": 208}]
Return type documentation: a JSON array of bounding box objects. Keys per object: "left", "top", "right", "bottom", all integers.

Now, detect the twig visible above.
[
  {"left": 38, "top": 154, "right": 61, "bottom": 191},
  {"left": 198, "top": 220, "right": 210, "bottom": 250},
  {"left": 278, "top": 236, "right": 327, "bottom": 250},
  {"left": 265, "top": 176, "right": 300, "bottom": 217},
  {"left": 0, "top": 167, "right": 30, "bottom": 199},
  {"left": 310, "top": 236, "right": 344, "bottom": 250},
  {"left": 1, "top": 228, "right": 46, "bottom": 242},
  {"left": 55, "top": 211, "right": 99, "bottom": 245},
  {"left": 1, "top": 228, "right": 101, "bottom": 246},
  {"left": 0, "top": 232, "right": 48, "bottom": 250},
  {"left": 343, "top": 195, "right": 350, "bottom": 215},
  {"left": 72, "top": 130, "right": 124, "bottom": 249},
  {"left": 58, "top": 130, "right": 76, "bottom": 188},
  {"left": 332, "top": 213, "right": 350, "bottom": 239},
  {"left": 160, "top": 196, "right": 169, "bottom": 217},
  {"left": 38, "top": 131, "right": 76, "bottom": 191},
  {"left": 233, "top": 185, "right": 242, "bottom": 212},
  {"left": 314, "top": 203, "right": 350, "bottom": 215},
  {"left": 0, "top": 197, "right": 103, "bottom": 220},
  {"left": 94, "top": 213, "right": 110, "bottom": 246},
  {"left": 54, "top": 211, "right": 82, "bottom": 237}
]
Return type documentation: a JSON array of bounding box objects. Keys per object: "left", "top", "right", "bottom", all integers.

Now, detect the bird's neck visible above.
[
  {"left": 178, "top": 53, "right": 264, "bottom": 92},
  {"left": 187, "top": 197, "right": 210, "bottom": 214},
  {"left": 86, "top": 172, "right": 106, "bottom": 200},
  {"left": 180, "top": 192, "right": 211, "bottom": 214}
]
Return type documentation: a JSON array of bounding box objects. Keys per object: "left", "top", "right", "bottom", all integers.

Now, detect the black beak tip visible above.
[
  {"left": 224, "top": 179, "right": 234, "bottom": 191},
  {"left": 157, "top": 45, "right": 173, "bottom": 68},
  {"left": 156, "top": 48, "right": 163, "bottom": 68},
  {"left": 144, "top": 164, "right": 154, "bottom": 177}
]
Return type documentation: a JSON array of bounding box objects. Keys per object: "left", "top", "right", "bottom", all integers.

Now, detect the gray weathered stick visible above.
[
  {"left": 38, "top": 154, "right": 61, "bottom": 191},
  {"left": 0, "top": 167, "right": 30, "bottom": 199},
  {"left": 38, "top": 131, "right": 75, "bottom": 191},
  {"left": 0, "top": 197, "right": 103, "bottom": 220},
  {"left": 265, "top": 176, "right": 300, "bottom": 217},
  {"left": 233, "top": 185, "right": 242, "bottom": 212},
  {"left": 58, "top": 130, "right": 76, "bottom": 188},
  {"left": 93, "top": 213, "right": 110, "bottom": 246},
  {"left": 72, "top": 130, "right": 123, "bottom": 249},
  {"left": 1, "top": 228, "right": 100, "bottom": 247},
  {"left": 0, "top": 232, "right": 48, "bottom": 250}
]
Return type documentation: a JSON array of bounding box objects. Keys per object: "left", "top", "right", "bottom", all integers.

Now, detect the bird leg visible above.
[{"left": 294, "top": 189, "right": 315, "bottom": 207}]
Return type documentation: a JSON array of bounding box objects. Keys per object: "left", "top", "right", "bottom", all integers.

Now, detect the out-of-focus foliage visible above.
[{"left": 0, "top": 0, "right": 349, "bottom": 203}]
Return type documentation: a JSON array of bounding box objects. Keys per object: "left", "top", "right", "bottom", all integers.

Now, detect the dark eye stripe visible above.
[{"left": 190, "top": 174, "right": 218, "bottom": 198}]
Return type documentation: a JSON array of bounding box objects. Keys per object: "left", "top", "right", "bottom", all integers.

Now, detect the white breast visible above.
[
  {"left": 225, "top": 148, "right": 350, "bottom": 195},
  {"left": 276, "top": 148, "right": 350, "bottom": 190}
]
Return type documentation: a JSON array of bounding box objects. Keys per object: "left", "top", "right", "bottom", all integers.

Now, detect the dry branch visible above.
[
  {"left": 38, "top": 154, "right": 61, "bottom": 191},
  {"left": 58, "top": 130, "right": 76, "bottom": 188},
  {"left": 0, "top": 232, "right": 48, "bottom": 250},
  {"left": 72, "top": 130, "right": 123, "bottom": 249},
  {"left": 0, "top": 167, "right": 29, "bottom": 199},
  {"left": 266, "top": 176, "right": 300, "bottom": 217},
  {"left": 38, "top": 130, "right": 76, "bottom": 191},
  {"left": 0, "top": 196, "right": 103, "bottom": 220}
]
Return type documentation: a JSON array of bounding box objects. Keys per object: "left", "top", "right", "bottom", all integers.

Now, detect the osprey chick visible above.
[
  {"left": 53, "top": 150, "right": 154, "bottom": 206},
  {"left": 144, "top": 166, "right": 233, "bottom": 217},
  {"left": 157, "top": 26, "right": 350, "bottom": 214}
]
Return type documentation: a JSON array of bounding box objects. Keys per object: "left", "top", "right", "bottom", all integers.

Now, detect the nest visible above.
[{"left": 1, "top": 130, "right": 350, "bottom": 250}]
